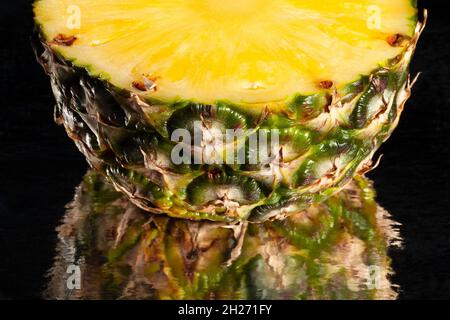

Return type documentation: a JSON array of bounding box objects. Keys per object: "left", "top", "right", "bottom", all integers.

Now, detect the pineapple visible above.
[
  {"left": 45, "top": 171, "right": 401, "bottom": 300},
  {"left": 34, "top": 0, "right": 423, "bottom": 222}
]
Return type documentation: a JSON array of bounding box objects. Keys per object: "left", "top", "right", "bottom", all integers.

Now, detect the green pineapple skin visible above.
[
  {"left": 34, "top": 19, "right": 423, "bottom": 222},
  {"left": 45, "top": 171, "right": 401, "bottom": 300}
]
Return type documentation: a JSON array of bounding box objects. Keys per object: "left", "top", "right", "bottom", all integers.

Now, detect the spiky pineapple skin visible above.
[
  {"left": 34, "top": 20, "right": 422, "bottom": 222},
  {"left": 46, "top": 171, "right": 401, "bottom": 300}
]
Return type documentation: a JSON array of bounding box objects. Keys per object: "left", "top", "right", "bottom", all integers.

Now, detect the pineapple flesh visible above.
[
  {"left": 46, "top": 171, "right": 401, "bottom": 300},
  {"left": 34, "top": 0, "right": 423, "bottom": 221}
]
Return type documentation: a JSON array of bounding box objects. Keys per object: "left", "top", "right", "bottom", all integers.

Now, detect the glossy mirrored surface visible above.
[{"left": 45, "top": 171, "right": 402, "bottom": 300}]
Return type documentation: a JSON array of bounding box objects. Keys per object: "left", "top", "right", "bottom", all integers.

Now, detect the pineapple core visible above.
[{"left": 34, "top": 0, "right": 416, "bottom": 106}]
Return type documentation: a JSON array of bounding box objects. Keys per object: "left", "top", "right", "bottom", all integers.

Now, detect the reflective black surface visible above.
[
  {"left": 0, "top": 0, "right": 449, "bottom": 299},
  {"left": 45, "top": 171, "right": 400, "bottom": 300}
]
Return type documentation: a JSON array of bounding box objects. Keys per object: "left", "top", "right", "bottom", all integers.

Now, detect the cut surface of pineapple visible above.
[{"left": 34, "top": 0, "right": 416, "bottom": 106}]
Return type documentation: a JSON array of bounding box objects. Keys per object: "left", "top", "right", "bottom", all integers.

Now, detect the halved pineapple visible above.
[{"left": 34, "top": 0, "right": 423, "bottom": 222}]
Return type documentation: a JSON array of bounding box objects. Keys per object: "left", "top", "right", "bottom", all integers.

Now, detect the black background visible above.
[{"left": 0, "top": 0, "right": 449, "bottom": 300}]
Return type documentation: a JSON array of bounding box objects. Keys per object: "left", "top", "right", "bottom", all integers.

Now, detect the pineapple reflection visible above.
[{"left": 46, "top": 171, "right": 401, "bottom": 300}]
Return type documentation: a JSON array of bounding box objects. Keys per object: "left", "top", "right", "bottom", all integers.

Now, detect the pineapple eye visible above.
[
  {"left": 186, "top": 172, "right": 265, "bottom": 208},
  {"left": 49, "top": 34, "right": 77, "bottom": 46}
]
